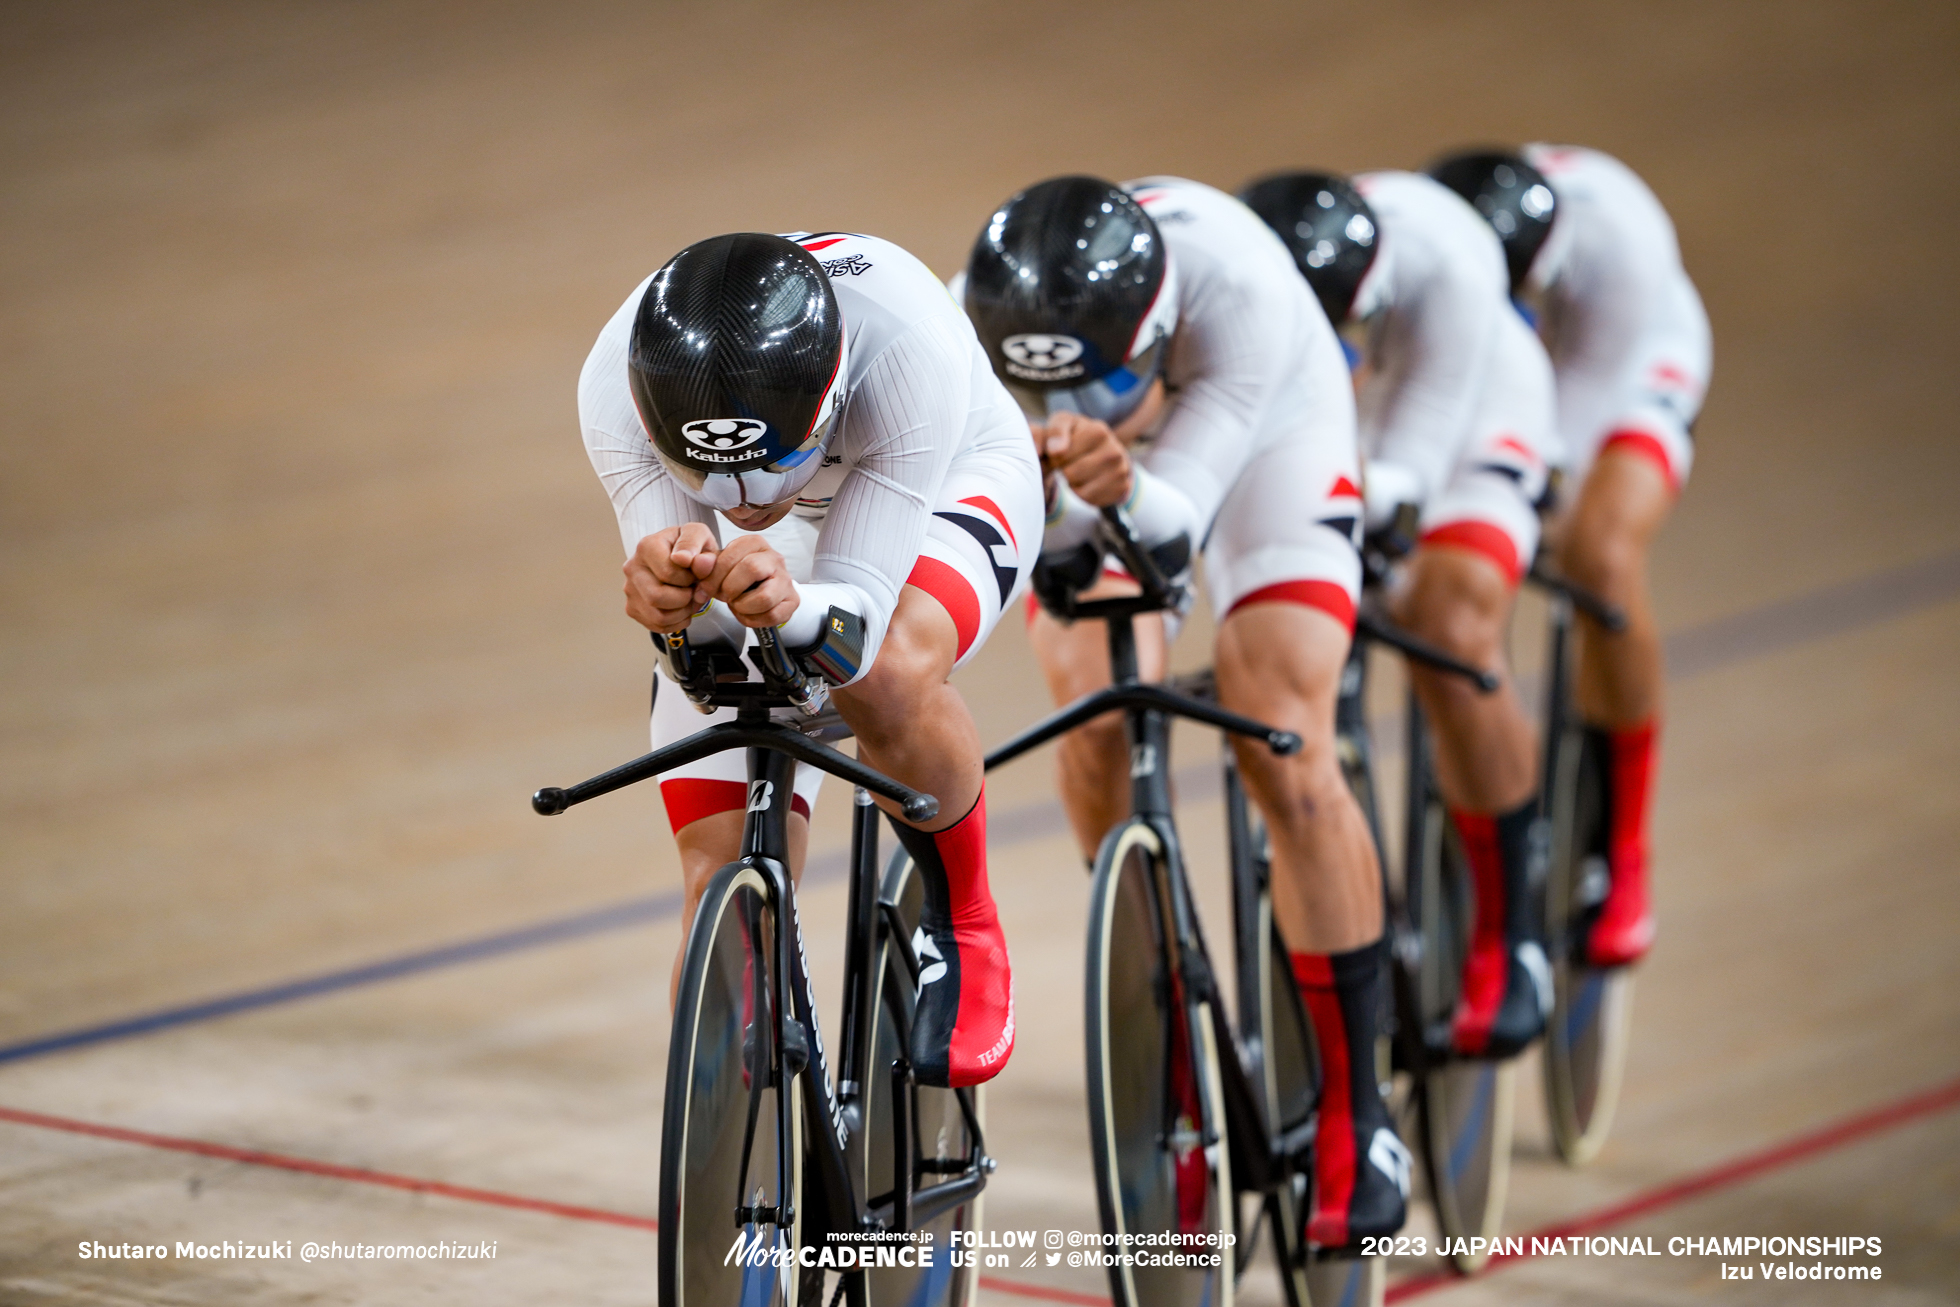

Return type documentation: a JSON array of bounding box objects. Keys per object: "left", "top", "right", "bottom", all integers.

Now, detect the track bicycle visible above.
[
  {"left": 988, "top": 509, "right": 1404, "bottom": 1307},
  {"left": 1523, "top": 555, "right": 1636, "bottom": 1166},
  {"left": 534, "top": 621, "right": 992, "bottom": 1307}
]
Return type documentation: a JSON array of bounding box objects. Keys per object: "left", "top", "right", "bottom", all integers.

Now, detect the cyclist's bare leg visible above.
[
  {"left": 1026, "top": 577, "right": 1170, "bottom": 863},
  {"left": 1397, "top": 543, "right": 1547, "bottom": 1055},
  {"left": 1220, "top": 601, "right": 1406, "bottom": 1245},
  {"left": 1213, "top": 602, "right": 1381, "bottom": 951},
  {"left": 835, "top": 583, "right": 1015, "bottom": 1087},
  {"left": 671, "top": 811, "right": 810, "bottom": 1005},
  {"left": 1555, "top": 445, "right": 1675, "bottom": 965},
  {"left": 1395, "top": 546, "right": 1537, "bottom": 813},
  {"left": 1559, "top": 446, "right": 1672, "bottom": 725}
]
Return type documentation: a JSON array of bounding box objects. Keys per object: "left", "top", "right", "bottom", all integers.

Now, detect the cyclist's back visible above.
[{"left": 1521, "top": 144, "right": 1710, "bottom": 491}]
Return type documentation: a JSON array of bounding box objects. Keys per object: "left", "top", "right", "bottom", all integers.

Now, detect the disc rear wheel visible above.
[{"left": 857, "top": 847, "right": 979, "bottom": 1307}]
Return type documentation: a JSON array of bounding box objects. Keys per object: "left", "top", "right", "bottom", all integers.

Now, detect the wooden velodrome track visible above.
[{"left": 4, "top": 2, "right": 1956, "bottom": 1303}]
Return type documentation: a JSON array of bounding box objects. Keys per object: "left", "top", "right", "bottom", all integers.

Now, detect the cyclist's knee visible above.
[
  {"left": 1560, "top": 519, "right": 1644, "bottom": 603},
  {"left": 837, "top": 608, "right": 955, "bottom": 729}
]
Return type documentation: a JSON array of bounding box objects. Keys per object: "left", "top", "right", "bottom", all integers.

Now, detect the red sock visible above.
[
  {"left": 1448, "top": 812, "right": 1508, "bottom": 1055},
  {"left": 1590, "top": 720, "right": 1658, "bottom": 965}
]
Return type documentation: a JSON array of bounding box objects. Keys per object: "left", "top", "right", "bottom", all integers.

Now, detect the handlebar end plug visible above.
[
  {"left": 532, "top": 787, "right": 569, "bottom": 816},
  {"left": 1268, "top": 731, "right": 1302, "bottom": 757},
  {"left": 901, "top": 794, "right": 940, "bottom": 824}
]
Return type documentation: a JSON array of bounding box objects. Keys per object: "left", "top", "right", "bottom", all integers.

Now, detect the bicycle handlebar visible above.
[
  {"left": 1353, "top": 612, "right": 1502, "bottom": 693},
  {"left": 1525, "top": 560, "right": 1628, "bottom": 632},
  {"left": 533, "top": 624, "right": 939, "bottom": 823}
]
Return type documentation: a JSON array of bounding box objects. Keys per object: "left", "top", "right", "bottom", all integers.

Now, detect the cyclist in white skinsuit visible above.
[
  {"left": 1247, "top": 167, "right": 1558, "bottom": 1062},
  {"left": 1431, "top": 144, "right": 1711, "bottom": 968},
  {"left": 960, "top": 175, "right": 1409, "bottom": 1251},
  {"left": 580, "top": 230, "right": 1042, "bottom": 1089},
  {"left": 1352, "top": 169, "right": 1559, "bottom": 1058}
]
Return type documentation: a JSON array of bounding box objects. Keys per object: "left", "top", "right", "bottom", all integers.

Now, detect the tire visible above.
[
  {"left": 1542, "top": 724, "right": 1636, "bottom": 1166},
  {"left": 1407, "top": 778, "right": 1514, "bottom": 1275},
  {"left": 661, "top": 862, "right": 803, "bottom": 1307},
  {"left": 1086, "top": 820, "right": 1233, "bottom": 1307},
  {"left": 855, "top": 846, "right": 978, "bottom": 1307},
  {"left": 1304, "top": 1254, "right": 1386, "bottom": 1307}
]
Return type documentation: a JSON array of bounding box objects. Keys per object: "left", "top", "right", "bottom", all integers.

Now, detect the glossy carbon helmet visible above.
[
  {"left": 963, "top": 176, "right": 1178, "bottom": 425},
  {"left": 1425, "top": 149, "right": 1557, "bottom": 293},
  {"left": 1237, "top": 172, "right": 1379, "bottom": 326},
  {"left": 628, "top": 232, "right": 847, "bottom": 511}
]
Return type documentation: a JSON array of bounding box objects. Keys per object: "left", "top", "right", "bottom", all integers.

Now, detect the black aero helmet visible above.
[
  {"left": 629, "top": 232, "right": 847, "bottom": 511},
  {"left": 964, "top": 176, "right": 1178, "bottom": 425},
  {"left": 1237, "top": 172, "right": 1380, "bottom": 326},
  {"left": 1425, "top": 149, "right": 1557, "bottom": 293}
]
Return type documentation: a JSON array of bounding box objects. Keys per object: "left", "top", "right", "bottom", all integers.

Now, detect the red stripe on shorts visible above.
[
  {"left": 1600, "top": 429, "right": 1680, "bottom": 494},
  {"left": 661, "top": 779, "right": 810, "bottom": 834},
  {"left": 907, "top": 556, "right": 982, "bottom": 659},
  {"left": 1225, "top": 579, "right": 1357, "bottom": 632},
  {"left": 1420, "top": 520, "right": 1524, "bottom": 585}
]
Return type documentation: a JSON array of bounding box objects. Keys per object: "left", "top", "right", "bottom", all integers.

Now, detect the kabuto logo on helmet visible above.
[
  {"left": 679, "top": 418, "right": 769, "bottom": 464},
  {"left": 1000, "top": 333, "right": 1087, "bottom": 382}
]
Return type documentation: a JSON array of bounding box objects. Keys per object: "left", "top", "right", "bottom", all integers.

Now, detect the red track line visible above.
[
  {"left": 1383, "top": 1072, "right": 1960, "bottom": 1301},
  {"left": 7, "top": 1073, "right": 1958, "bottom": 1306},
  {"left": 0, "top": 1105, "right": 659, "bottom": 1233},
  {"left": 978, "top": 1275, "right": 1111, "bottom": 1306}
]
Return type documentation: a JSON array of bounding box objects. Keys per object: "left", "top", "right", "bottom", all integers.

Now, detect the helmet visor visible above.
[
  {"left": 1007, "top": 333, "right": 1167, "bottom": 426},
  {"left": 653, "top": 401, "right": 843, "bottom": 513}
]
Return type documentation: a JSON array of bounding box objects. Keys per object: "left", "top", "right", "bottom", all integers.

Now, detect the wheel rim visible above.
[
  {"left": 665, "top": 868, "right": 800, "bottom": 1307},
  {"left": 1543, "top": 726, "right": 1636, "bottom": 1165},
  {"left": 1412, "top": 797, "right": 1514, "bottom": 1263},
  {"left": 1088, "top": 825, "right": 1231, "bottom": 1307},
  {"left": 861, "top": 851, "right": 975, "bottom": 1307}
]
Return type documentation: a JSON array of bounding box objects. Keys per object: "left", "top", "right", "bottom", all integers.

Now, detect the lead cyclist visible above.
[
  {"left": 955, "top": 175, "right": 1410, "bottom": 1251},
  {"left": 1429, "top": 146, "right": 1713, "bottom": 968},
  {"left": 577, "top": 230, "right": 1042, "bottom": 1088}
]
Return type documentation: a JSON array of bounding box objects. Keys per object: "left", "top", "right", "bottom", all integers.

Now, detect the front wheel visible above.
[
  {"left": 1405, "top": 748, "right": 1514, "bottom": 1275},
  {"left": 1085, "top": 820, "right": 1233, "bottom": 1307},
  {"left": 661, "top": 862, "right": 803, "bottom": 1307},
  {"left": 1542, "top": 724, "right": 1636, "bottom": 1166}
]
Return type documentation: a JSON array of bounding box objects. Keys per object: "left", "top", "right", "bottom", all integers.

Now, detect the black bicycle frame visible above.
[{"left": 534, "top": 628, "right": 991, "bottom": 1255}]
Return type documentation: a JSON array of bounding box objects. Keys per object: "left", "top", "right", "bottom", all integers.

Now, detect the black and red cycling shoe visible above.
[
  {"left": 892, "top": 789, "right": 1015, "bottom": 1089},
  {"left": 1449, "top": 802, "right": 1552, "bottom": 1059},
  {"left": 1294, "top": 939, "right": 1411, "bottom": 1250},
  {"left": 1581, "top": 721, "right": 1659, "bottom": 968}
]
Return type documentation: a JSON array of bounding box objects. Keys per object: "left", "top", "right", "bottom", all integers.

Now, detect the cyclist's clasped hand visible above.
[
  {"left": 1034, "top": 411, "right": 1133, "bottom": 508},
  {"left": 623, "top": 523, "right": 800, "bottom": 633}
]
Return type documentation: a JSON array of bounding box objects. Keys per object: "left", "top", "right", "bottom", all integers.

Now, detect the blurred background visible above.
[{"left": 3, "top": 2, "right": 1956, "bottom": 1303}]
